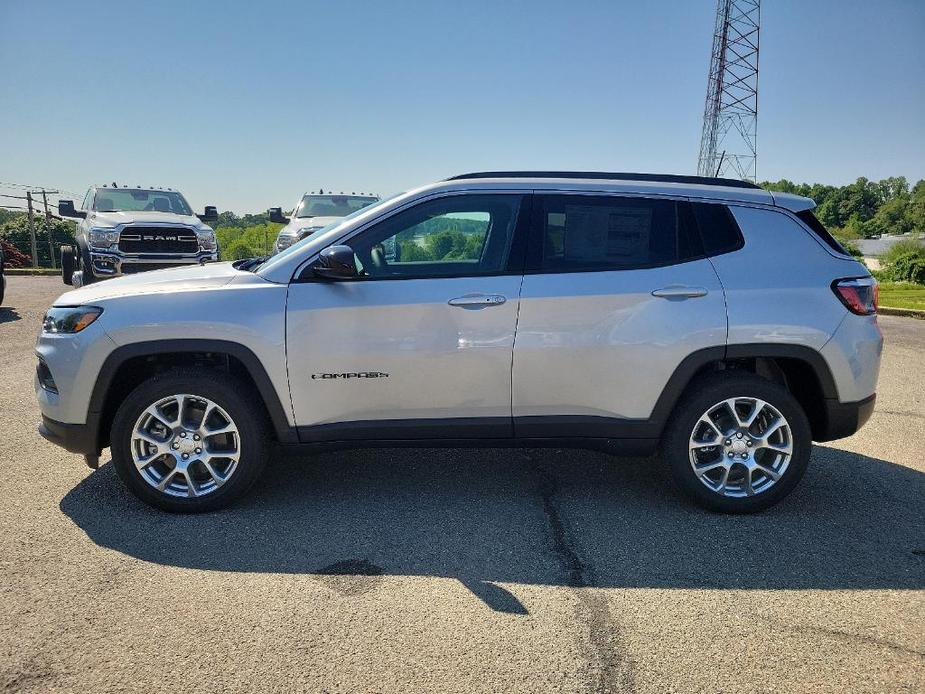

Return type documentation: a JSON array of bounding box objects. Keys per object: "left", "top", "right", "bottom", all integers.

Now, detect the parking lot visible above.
[{"left": 1, "top": 275, "right": 923, "bottom": 693}]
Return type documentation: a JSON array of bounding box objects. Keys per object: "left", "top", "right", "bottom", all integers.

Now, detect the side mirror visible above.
[
  {"left": 312, "top": 245, "right": 358, "bottom": 280},
  {"left": 197, "top": 205, "right": 218, "bottom": 223},
  {"left": 269, "top": 207, "right": 290, "bottom": 224},
  {"left": 58, "top": 200, "right": 86, "bottom": 219}
]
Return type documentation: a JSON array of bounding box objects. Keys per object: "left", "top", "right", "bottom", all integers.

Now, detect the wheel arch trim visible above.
[
  {"left": 89, "top": 339, "right": 296, "bottom": 448},
  {"left": 650, "top": 342, "right": 839, "bottom": 433}
]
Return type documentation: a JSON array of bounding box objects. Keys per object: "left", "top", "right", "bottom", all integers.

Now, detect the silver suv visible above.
[
  {"left": 36, "top": 172, "right": 882, "bottom": 514},
  {"left": 57, "top": 185, "right": 219, "bottom": 287}
]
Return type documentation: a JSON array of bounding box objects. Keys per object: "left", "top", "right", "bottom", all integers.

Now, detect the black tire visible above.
[
  {"left": 110, "top": 368, "right": 269, "bottom": 513},
  {"left": 78, "top": 244, "right": 98, "bottom": 285},
  {"left": 60, "top": 245, "right": 76, "bottom": 285},
  {"left": 661, "top": 371, "right": 812, "bottom": 514}
]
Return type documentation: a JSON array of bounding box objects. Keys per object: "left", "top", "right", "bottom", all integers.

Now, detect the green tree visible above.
[
  {"left": 909, "top": 180, "right": 925, "bottom": 233},
  {"left": 223, "top": 238, "right": 257, "bottom": 260},
  {"left": 0, "top": 212, "right": 76, "bottom": 267}
]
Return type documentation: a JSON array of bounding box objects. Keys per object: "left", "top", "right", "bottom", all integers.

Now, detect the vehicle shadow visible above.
[
  {"left": 0, "top": 307, "right": 22, "bottom": 324},
  {"left": 60, "top": 445, "right": 925, "bottom": 611}
]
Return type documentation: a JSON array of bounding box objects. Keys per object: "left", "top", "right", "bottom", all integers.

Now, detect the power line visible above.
[
  {"left": 0, "top": 181, "right": 82, "bottom": 198},
  {"left": 1, "top": 203, "right": 61, "bottom": 217}
]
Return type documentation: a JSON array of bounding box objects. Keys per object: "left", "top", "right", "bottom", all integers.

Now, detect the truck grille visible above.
[
  {"left": 118, "top": 227, "right": 199, "bottom": 254},
  {"left": 121, "top": 263, "right": 189, "bottom": 274}
]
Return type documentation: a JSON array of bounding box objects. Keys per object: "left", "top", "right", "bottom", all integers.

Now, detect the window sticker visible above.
[{"left": 562, "top": 205, "right": 652, "bottom": 263}]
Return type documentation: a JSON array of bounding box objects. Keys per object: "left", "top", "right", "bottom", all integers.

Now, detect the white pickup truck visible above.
[
  {"left": 57, "top": 184, "right": 219, "bottom": 286},
  {"left": 269, "top": 191, "right": 379, "bottom": 253}
]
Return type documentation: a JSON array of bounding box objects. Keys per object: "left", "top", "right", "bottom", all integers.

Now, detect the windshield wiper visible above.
[{"left": 234, "top": 255, "right": 269, "bottom": 272}]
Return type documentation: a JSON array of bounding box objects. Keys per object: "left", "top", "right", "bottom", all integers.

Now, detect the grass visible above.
[{"left": 878, "top": 282, "right": 925, "bottom": 311}]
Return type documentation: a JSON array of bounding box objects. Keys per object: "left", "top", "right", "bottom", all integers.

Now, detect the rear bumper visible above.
[
  {"left": 39, "top": 415, "right": 100, "bottom": 455},
  {"left": 816, "top": 393, "right": 876, "bottom": 442}
]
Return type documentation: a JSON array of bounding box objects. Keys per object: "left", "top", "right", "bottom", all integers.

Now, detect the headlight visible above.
[
  {"left": 88, "top": 228, "right": 119, "bottom": 249},
  {"left": 197, "top": 230, "right": 216, "bottom": 251},
  {"left": 298, "top": 226, "right": 324, "bottom": 239},
  {"left": 42, "top": 306, "right": 103, "bottom": 334},
  {"left": 275, "top": 232, "right": 298, "bottom": 250}
]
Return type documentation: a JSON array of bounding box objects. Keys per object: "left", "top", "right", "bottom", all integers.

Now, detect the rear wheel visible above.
[
  {"left": 60, "top": 245, "right": 76, "bottom": 285},
  {"left": 110, "top": 369, "right": 269, "bottom": 512},
  {"left": 662, "top": 371, "right": 812, "bottom": 513}
]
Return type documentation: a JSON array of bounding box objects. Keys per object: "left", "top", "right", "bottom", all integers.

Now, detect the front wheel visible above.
[
  {"left": 662, "top": 372, "right": 812, "bottom": 513},
  {"left": 110, "top": 369, "right": 269, "bottom": 512}
]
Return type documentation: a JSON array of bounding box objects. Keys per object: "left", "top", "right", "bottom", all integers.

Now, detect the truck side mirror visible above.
[
  {"left": 58, "top": 200, "right": 87, "bottom": 219},
  {"left": 269, "top": 207, "right": 290, "bottom": 224},
  {"left": 197, "top": 205, "right": 218, "bottom": 223},
  {"left": 312, "top": 245, "right": 358, "bottom": 280}
]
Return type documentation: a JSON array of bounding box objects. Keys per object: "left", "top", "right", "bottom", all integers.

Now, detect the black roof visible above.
[{"left": 446, "top": 171, "right": 761, "bottom": 190}]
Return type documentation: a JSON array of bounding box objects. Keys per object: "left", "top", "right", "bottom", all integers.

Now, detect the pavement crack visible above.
[
  {"left": 781, "top": 622, "right": 925, "bottom": 659},
  {"left": 531, "top": 455, "right": 636, "bottom": 694},
  {"left": 872, "top": 409, "right": 925, "bottom": 421}
]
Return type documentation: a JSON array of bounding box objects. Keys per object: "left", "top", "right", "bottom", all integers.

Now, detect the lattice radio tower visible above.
[{"left": 697, "top": 0, "right": 760, "bottom": 180}]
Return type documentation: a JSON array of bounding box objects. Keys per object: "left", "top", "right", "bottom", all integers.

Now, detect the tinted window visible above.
[
  {"left": 692, "top": 202, "right": 743, "bottom": 256},
  {"left": 350, "top": 194, "right": 522, "bottom": 279},
  {"left": 534, "top": 195, "right": 699, "bottom": 272},
  {"left": 795, "top": 209, "right": 849, "bottom": 255}
]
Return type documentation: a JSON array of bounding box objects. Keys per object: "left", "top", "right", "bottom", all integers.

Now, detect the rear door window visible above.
[{"left": 530, "top": 195, "right": 700, "bottom": 272}]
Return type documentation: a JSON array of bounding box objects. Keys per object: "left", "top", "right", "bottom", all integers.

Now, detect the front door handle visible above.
[
  {"left": 448, "top": 294, "right": 507, "bottom": 308},
  {"left": 651, "top": 286, "right": 709, "bottom": 299}
]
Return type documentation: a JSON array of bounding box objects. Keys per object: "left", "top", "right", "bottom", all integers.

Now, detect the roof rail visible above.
[{"left": 446, "top": 171, "right": 761, "bottom": 190}]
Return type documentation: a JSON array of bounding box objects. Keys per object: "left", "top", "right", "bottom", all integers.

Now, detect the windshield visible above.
[
  {"left": 93, "top": 189, "right": 193, "bottom": 215},
  {"left": 296, "top": 194, "right": 378, "bottom": 218},
  {"left": 255, "top": 194, "right": 400, "bottom": 273}
]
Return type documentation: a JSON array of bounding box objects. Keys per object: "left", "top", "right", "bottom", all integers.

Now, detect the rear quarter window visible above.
[
  {"left": 691, "top": 202, "right": 744, "bottom": 256},
  {"left": 794, "top": 209, "right": 850, "bottom": 255}
]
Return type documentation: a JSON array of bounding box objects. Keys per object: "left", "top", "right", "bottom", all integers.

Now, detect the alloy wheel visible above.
[
  {"left": 688, "top": 396, "right": 793, "bottom": 498},
  {"left": 130, "top": 394, "right": 241, "bottom": 498}
]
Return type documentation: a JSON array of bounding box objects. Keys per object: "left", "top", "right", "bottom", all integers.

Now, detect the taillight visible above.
[{"left": 833, "top": 277, "right": 878, "bottom": 315}]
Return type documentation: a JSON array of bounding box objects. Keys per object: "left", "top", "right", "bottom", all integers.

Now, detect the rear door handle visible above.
[
  {"left": 651, "top": 286, "right": 708, "bottom": 299},
  {"left": 448, "top": 294, "right": 507, "bottom": 308}
]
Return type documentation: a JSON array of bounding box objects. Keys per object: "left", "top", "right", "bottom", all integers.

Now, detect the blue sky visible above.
[{"left": 1, "top": 0, "right": 923, "bottom": 213}]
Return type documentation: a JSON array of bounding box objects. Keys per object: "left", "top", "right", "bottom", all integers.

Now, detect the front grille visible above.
[
  {"left": 121, "top": 263, "right": 189, "bottom": 274},
  {"left": 118, "top": 227, "right": 199, "bottom": 254}
]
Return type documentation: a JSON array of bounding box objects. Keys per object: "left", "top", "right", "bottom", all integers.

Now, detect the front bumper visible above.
[
  {"left": 88, "top": 249, "right": 218, "bottom": 278},
  {"left": 39, "top": 415, "right": 101, "bottom": 455},
  {"left": 816, "top": 393, "right": 876, "bottom": 442}
]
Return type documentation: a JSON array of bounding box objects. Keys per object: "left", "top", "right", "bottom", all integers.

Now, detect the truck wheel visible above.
[
  {"left": 110, "top": 369, "right": 269, "bottom": 513},
  {"left": 60, "top": 245, "right": 76, "bottom": 285},
  {"left": 78, "top": 246, "right": 98, "bottom": 285},
  {"left": 661, "top": 371, "right": 812, "bottom": 514}
]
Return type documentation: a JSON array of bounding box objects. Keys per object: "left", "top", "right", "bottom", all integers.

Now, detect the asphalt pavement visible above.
[{"left": 1, "top": 276, "right": 923, "bottom": 693}]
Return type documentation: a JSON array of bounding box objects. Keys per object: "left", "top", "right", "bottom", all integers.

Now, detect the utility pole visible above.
[
  {"left": 26, "top": 191, "right": 38, "bottom": 267},
  {"left": 41, "top": 190, "right": 56, "bottom": 269}
]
